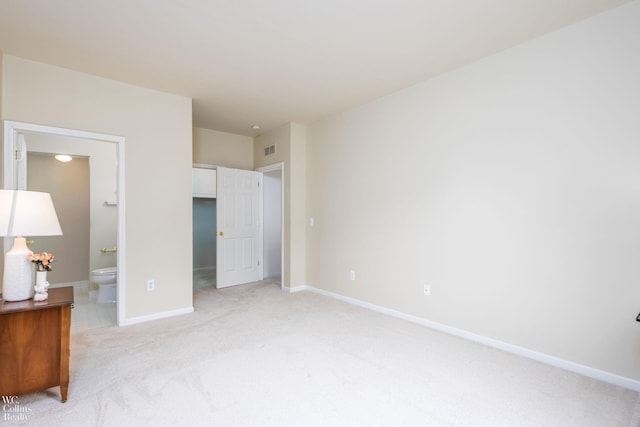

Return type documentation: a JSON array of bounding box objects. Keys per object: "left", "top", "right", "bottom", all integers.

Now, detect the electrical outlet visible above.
[
  {"left": 424, "top": 284, "right": 431, "bottom": 296},
  {"left": 147, "top": 279, "right": 155, "bottom": 291},
  {"left": 350, "top": 270, "right": 356, "bottom": 281}
]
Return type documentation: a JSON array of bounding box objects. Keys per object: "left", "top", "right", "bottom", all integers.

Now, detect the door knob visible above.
[{"left": 218, "top": 231, "right": 224, "bottom": 237}]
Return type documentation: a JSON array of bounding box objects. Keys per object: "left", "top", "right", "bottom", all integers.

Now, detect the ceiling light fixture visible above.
[
  {"left": 250, "top": 124, "right": 261, "bottom": 130},
  {"left": 55, "top": 154, "right": 73, "bottom": 162}
]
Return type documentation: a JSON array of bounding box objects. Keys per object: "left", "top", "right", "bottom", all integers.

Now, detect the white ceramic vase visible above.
[{"left": 36, "top": 270, "right": 48, "bottom": 287}]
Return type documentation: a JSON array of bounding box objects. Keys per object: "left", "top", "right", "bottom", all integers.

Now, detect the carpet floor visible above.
[{"left": 6, "top": 281, "right": 640, "bottom": 426}]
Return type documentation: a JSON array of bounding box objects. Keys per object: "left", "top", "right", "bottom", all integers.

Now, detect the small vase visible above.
[{"left": 36, "top": 270, "right": 48, "bottom": 286}]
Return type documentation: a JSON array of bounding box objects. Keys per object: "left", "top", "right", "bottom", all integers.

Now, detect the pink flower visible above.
[{"left": 29, "top": 252, "right": 55, "bottom": 271}]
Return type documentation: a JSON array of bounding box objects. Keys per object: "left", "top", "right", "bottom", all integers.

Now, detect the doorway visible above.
[
  {"left": 191, "top": 163, "right": 283, "bottom": 290},
  {"left": 3, "top": 120, "right": 126, "bottom": 326},
  {"left": 193, "top": 197, "right": 217, "bottom": 289},
  {"left": 258, "top": 163, "right": 284, "bottom": 289}
]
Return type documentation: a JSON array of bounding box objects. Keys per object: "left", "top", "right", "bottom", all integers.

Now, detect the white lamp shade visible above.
[
  {"left": 2, "top": 190, "right": 62, "bottom": 301},
  {"left": 0, "top": 190, "right": 63, "bottom": 237}
]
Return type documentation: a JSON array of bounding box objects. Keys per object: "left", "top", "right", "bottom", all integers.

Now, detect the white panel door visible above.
[{"left": 216, "top": 167, "right": 262, "bottom": 288}]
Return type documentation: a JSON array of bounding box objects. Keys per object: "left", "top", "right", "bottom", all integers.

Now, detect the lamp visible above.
[{"left": 1, "top": 190, "right": 63, "bottom": 301}]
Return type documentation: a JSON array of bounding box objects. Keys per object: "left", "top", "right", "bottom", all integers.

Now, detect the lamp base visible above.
[{"left": 2, "top": 237, "right": 35, "bottom": 301}]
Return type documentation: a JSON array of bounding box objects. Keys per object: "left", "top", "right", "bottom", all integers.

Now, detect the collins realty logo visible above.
[{"left": 2, "top": 396, "right": 32, "bottom": 421}]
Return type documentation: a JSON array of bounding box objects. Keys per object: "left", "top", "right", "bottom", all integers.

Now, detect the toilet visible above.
[{"left": 92, "top": 267, "right": 117, "bottom": 304}]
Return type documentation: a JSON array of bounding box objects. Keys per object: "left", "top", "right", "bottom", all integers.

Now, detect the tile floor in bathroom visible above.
[
  {"left": 68, "top": 268, "right": 216, "bottom": 334},
  {"left": 70, "top": 285, "right": 117, "bottom": 334}
]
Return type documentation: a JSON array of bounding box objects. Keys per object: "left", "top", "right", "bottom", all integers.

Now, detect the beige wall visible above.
[
  {"left": 306, "top": 2, "right": 640, "bottom": 381},
  {"left": 254, "top": 123, "right": 306, "bottom": 289},
  {"left": 289, "top": 123, "right": 307, "bottom": 289},
  {"left": 193, "top": 127, "right": 253, "bottom": 169},
  {"left": 2, "top": 55, "right": 193, "bottom": 322}
]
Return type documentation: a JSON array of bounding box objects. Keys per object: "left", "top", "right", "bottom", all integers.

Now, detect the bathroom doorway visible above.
[{"left": 3, "top": 120, "right": 126, "bottom": 327}]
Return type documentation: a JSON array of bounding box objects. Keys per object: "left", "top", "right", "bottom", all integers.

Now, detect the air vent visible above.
[{"left": 264, "top": 145, "right": 276, "bottom": 156}]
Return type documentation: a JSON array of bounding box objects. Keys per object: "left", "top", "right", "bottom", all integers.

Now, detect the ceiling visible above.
[{"left": 0, "top": 0, "right": 631, "bottom": 136}]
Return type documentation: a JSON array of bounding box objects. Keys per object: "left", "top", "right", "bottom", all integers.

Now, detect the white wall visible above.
[
  {"left": 306, "top": 2, "right": 640, "bottom": 381},
  {"left": 2, "top": 55, "right": 193, "bottom": 322},
  {"left": 263, "top": 169, "right": 282, "bottom": 278}
]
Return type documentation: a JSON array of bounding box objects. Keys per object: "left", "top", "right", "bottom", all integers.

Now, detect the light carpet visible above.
[{"left": 6, "top": 281, "right": 640, "bottom": 426}]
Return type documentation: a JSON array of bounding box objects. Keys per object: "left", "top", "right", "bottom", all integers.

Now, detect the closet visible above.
[
  {"left": 192, "top": 167, "right": 217, "bottom": 288},
  {"left": 192, "top": 165, "right": 282, "bottom": 289}
]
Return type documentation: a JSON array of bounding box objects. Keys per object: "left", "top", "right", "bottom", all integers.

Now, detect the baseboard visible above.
[
  {"left": 304, "top": 285, "right": 640, "bottom": 392},
  {"left": 49, "top": 280, "right": 90, "bottom": 289},
  {"left": 284, "top": 285, "right": 308, "bottom": 293},
  {"left": 121, "top": 306, "right": 194, "bottom": 326}
]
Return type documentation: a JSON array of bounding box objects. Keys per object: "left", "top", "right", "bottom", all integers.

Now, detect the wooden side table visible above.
[{"left": 0, "top": 286, "right": 74, "bottom": 402}]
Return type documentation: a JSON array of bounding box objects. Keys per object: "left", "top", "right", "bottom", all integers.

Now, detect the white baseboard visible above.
[
  {"left": 284, "top": 285, "right": 308, "bottom": 293},
  {"left": 49, "top": 280, "right": 90, "bottom": 289},
  {"left": 304, "top": 285, "right": 640, "bottom": 392},
  {"left": 121, "top": 306, "right": 194, "bottom": 326}
]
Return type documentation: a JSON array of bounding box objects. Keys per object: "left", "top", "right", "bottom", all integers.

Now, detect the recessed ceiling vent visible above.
[{"left": 264, "top": 145, "right": 276, "bottom": 156}]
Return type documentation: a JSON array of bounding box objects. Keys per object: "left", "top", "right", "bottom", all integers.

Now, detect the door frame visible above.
[
  {"left": 257, "top": 162, "right": 284, "bottom": 290},
  {"left": 3, "top": 120, "right": 127, "bottom": 326}
]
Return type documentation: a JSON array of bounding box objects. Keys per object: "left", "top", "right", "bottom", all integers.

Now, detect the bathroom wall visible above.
[
  {"left": 24, "top": 133, "right": 118, "bottom": 277},
  {"left": 27, "top": 153, "right": 89, "bottom": 284}
]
